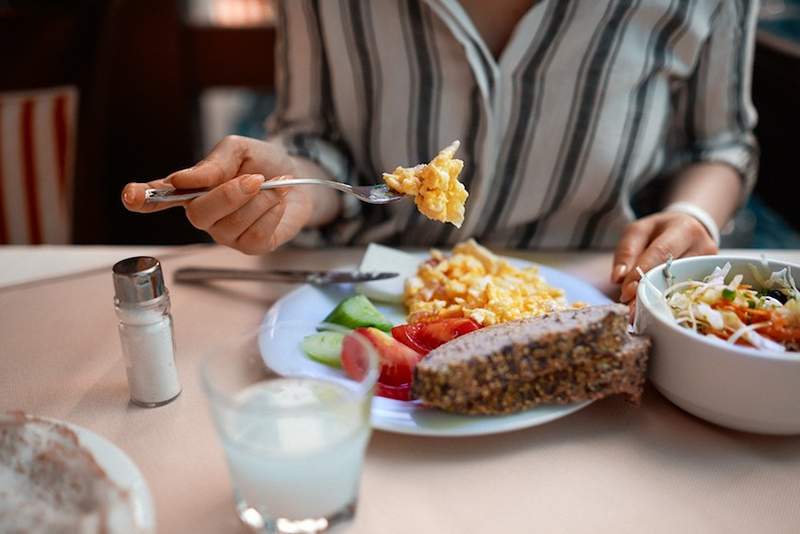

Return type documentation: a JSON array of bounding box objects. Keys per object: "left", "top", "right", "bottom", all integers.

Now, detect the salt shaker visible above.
[{"left": 113, "top": 257, "right": 181, "bottom": 407}]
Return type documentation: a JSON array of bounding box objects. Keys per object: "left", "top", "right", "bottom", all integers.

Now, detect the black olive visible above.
[{"left": 767, "top": 289, "right": 788, "bottom": 304}]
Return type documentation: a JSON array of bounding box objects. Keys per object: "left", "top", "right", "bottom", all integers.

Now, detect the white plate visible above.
[
  {"left": 262, "top": 256, "right": 611, "bottom": 437},
  {"left": 53, "top": 418, "right": 156, "bottom": 533}
]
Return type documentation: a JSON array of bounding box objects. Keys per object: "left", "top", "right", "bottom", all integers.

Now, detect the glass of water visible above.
[{"left": 201, "top": 321, "right": 378, "bottom": 533}]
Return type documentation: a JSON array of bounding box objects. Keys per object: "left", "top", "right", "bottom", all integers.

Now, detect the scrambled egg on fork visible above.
[
  {"left": 383, "top": 141, "right": 468, "bottom": 227},
  {"left": 404, "top": 239, "right": 571, "bottom": 326}
]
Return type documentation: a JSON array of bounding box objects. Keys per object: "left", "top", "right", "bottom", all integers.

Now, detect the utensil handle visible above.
[
  {"left": 173, "top": 267, "right": 293, "bottom": 283},
  {"left": 145, "top": 178, "right": 347, "bottom": 203}
]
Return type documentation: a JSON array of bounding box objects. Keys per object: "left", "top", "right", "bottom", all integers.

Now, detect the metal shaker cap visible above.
[{"left": 112, "top": 256, "right": 166, "bottom": 303}]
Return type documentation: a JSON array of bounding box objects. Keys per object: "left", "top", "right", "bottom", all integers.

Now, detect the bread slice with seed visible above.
[{"left": 411, "top": 304, "right": 651, "bottom": 415}]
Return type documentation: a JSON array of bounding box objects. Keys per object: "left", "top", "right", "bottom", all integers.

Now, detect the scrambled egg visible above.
[
  {"left": 383, "top": 140, "right": 468, "bottom": 227},
  {"left": 404, "top": 239, "right": 570, "bottom": 326}
]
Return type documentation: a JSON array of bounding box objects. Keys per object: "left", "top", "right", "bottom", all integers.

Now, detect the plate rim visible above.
[
  {"left": 369, "top": 400, "right": 594, "bottom": 437},
  {"left": 38, "top": 416, "right": 156, "bottom": 532},
  {"left": 263, "top": 252, "right": 611, "bottom": 438}
]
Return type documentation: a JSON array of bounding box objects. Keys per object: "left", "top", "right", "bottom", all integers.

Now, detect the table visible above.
[{"left": 2, "top": 245, "right": 800, "bottom": 534}]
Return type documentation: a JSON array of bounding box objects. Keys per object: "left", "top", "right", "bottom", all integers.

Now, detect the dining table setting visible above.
[
  {"left": 2, "top": 242, "right": 800, "bottom": 534},
  {"left": 7, "top": 0, "right": 800, "bottom": 534},
  {"left": 5, "top": 0, "right": 800, "bottom": 531}
]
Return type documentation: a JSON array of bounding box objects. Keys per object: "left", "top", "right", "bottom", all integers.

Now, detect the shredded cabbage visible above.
[{"left": 661, "top": 261, "right": 800, "bottom": 353}]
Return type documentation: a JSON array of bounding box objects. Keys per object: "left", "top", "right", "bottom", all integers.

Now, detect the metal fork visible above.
[{"left": 144, "top": 178, "right": 406, "bottom": 204}]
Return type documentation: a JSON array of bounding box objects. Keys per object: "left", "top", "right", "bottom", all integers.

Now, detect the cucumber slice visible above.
[
  {"left": 322, "top": 294, "right": 393, "bottom": 332},
  {"left": 301, "top": 332, "right": 345, "bottom": 368}
]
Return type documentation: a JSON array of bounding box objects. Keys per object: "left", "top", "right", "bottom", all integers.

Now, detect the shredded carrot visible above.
[
  {"left": 713, "top": 303, "right": 772, "bottom": 323},
  {"left": 760, "top": 320, "right": 800, "bottom": 343},
  {"left": 668, "top": 265, "right": 800, "bottom": 350},
  {"left": 706, "top": 301, "right": 800, "bottom": 347}
]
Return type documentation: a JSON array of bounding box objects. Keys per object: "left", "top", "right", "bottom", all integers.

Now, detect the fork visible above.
[{"left": 144, "top": 178, "right": 406, "bottom": 205}]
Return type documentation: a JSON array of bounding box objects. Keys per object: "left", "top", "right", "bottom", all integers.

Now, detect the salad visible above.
[
  {"left": 656, "top": 261, "right": 800, "bottom": 352},
  {"left": 300, "top": 294, "right": 481, "bottom": 400}
]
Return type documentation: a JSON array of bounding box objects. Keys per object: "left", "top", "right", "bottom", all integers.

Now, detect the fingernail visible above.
[
  {"left": 621, "top": 281, "right": 639, "bottom": 303},
  {"left": 168, "top": 166, "right": 196, "bottom": 181},
  {"left": 122, "top": 186, "right": 135, "bottom": 205},
  {"left": 611, "top": 264, "right": 628, "bottom": 283},
  {"left": 240, "top": 174, "right": 265, "bottom": 194},
  {"left": 178, "top": 163, "right": 199, "bottom": 173}
]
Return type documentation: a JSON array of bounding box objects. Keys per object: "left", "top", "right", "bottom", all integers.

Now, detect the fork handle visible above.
[{"left": 145, "top": 178, "right": 350, "bottom": 203}]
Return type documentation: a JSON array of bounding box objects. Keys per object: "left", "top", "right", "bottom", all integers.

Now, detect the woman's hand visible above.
[
  {"left": 122, "top": 135, "right": 313, "bottom": 255},
  {"left": 612, "top": 211, "right": 718, "bottom": 303}
]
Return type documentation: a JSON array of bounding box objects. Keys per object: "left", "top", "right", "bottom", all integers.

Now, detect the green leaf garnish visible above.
[
  {"left": 748, "top": 300, "right": 756, "bottom": 309},
  {"left": 722, "top": 288, "right": 736, "bottom": 301}
]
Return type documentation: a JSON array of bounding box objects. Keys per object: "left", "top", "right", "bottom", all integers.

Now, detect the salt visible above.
[{"left": 113, "top": 257, "right": 181, "bottom": 407}]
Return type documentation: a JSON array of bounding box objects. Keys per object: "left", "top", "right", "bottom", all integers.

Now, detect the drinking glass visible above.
[{"left": 201, "top": 321, "right": 378, "bottom": 533}]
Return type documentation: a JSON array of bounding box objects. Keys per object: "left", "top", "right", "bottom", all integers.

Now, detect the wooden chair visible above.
[{"left": 0, "top": 0, "right": 114, "bottom": 243}]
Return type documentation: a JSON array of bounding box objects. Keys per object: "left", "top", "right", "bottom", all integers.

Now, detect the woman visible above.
[{"left": 122, "top": 0, "right": 758, "bottom": 303}]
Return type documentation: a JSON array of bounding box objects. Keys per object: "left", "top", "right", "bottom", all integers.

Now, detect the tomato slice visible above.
[
  {"left": 343, "top": 327, "right": 423, "bottom": 394},
  {"left": 376, "top": 382, "right": 412, "bottom": 401},
  {"left": 345, "top": 322, "right": 480, "bottom": 401},
  {"left": 392, "top": 318, "right": 481, "bottom": 354},
  {"left": 391, "top": 323, "right": 428, "bottom": 354},
  {"left": 417, "top": 318, "right": 481, "bottom": 348},
  {"left": 341, "top": 332, "right": 369, "bottom": 381}
]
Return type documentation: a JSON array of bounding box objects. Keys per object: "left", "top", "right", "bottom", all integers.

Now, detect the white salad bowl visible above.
[{"left": 636, "top": 255, "right": 800, "bottom": 435}]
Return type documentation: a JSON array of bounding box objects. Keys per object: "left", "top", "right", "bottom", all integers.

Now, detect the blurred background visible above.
[{"left": 0, "top": 0, "right": 799, "bottom": 248}]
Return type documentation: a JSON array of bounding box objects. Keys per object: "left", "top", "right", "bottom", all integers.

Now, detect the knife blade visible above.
[{"left": 173, "top": 267, "right": 399, "bottom": 285}]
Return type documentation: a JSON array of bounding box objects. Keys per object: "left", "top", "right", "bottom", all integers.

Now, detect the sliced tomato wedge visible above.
[
  {"left": 376, "top": 382, "right": 412, "bottom": 401},
  {"left": 344, "top": 321, "right": 479, "bottom": 401},
  {"left": 340, "top": 332, "right": 370, "bottom": 381},
  {"left": 416, "top": 318, "right": 481, "bottom": 349},
  {"left": 392, "top": 318, "right": 481, "bottom": 354},
  {"left": 390, "top": 323, "right": 428, "bottom": 354},
  {"left": 342, "top": 327, "right": 423, "bottom": 398}
]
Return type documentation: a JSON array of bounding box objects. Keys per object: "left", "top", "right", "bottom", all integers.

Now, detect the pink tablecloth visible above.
[{"left": 2, "top": 245, "right": 799, "bottom": 534}]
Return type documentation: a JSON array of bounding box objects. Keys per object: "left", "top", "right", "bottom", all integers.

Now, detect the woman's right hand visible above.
[{"left": 122, "top": 135, "right": 313, "bottom": 254}]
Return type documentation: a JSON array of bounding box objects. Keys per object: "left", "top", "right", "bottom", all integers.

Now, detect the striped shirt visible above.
[{"left": 267, "top": 0, "right": 759, "bottom": 249}]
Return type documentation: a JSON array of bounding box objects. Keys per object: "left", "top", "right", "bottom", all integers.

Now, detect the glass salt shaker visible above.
[{"left": 113, "top": 256, "right": 181, "bottom": 407}]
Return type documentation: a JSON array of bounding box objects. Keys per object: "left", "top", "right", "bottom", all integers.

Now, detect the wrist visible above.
[{"left": 664, "top": 202, "right": 720, "bottom": 246}]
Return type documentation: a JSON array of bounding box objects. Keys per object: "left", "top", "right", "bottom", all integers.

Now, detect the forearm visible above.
[
  {"left": 665, "top": 162, "right": 742, "bottom": 229},
  {"left": 288, "top": 155, "right": 343, "bottom": 227}
]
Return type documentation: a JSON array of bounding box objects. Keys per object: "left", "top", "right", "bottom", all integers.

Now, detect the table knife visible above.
[{"left": 173, "top": 267, "right": 398, "bottom": 285}]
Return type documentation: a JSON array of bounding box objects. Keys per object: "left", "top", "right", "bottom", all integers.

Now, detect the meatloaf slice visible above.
[{"left": 412, "top": 304, "right": 651, "bottom": 415}]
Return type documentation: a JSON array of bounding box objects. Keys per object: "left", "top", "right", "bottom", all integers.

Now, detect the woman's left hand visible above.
[{"left": 612, "top": 211, "right": 718, "bottom": 303}]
